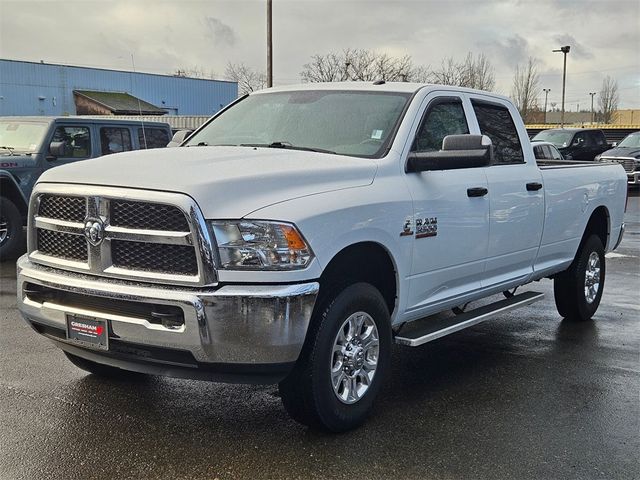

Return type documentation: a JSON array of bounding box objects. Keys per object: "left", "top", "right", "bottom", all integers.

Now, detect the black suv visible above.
[{"left": 531, "top": 128, "right": 610, "bottom": 161}]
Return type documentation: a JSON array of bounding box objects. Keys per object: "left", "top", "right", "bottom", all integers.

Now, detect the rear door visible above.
[
  {"left": 403, "top": 92, "right": 490, "bottom": 313},
  {"left": 99, "top": 125, "right": 133, "bottom": 155},
  {"left": 469, "top": 98, "right": 544, "bottom": 288}
]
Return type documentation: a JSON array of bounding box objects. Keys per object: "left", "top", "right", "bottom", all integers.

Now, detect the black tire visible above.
[
  {"left": 554, "top": 235, "right": 606, "bottom": 321},
  {"left": 0, "top": 197, "right": 25, "bottom": 260},
  {"left": 279, "top": 282, "right": 391, "bottom": 432},
  {"left": 64, "top": 352, "right": 147, "bottom": 379}
]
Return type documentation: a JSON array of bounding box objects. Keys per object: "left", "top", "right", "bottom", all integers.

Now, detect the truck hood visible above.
[
  {"left": 599, "top": 146, "right": 640, "bottom": 159},
  {"left": 37, "top": 146, "right": 377, "bottom": 218}
]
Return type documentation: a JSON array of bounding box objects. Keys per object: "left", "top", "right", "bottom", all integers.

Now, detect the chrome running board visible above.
[{"left": 395, "top": 291, "right": 545, "bottom": 347}]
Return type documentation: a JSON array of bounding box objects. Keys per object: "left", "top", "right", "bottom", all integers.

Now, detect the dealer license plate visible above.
[{"left": 66, "top": 314, "right": 109, "bottom": 351}]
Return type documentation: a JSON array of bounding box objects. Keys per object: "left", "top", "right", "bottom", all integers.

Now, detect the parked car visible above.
[
  {"left": 595, "top": 131, "right": 640, "bottom": 185},
  {"left": 531, "top": 128, "right": 610, "bottom": 161},
  {"left": 0, "top": 117, "right": 172, "bottom": 258},
  {"left": 16, "top": 84, "right": 627, "bottom": 432},
  {"left": 531, "top": 140, "right": 564, "bottom": 160}
]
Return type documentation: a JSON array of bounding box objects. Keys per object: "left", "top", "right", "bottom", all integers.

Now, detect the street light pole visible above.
[
  {"left": 553, "top": 45, "right": 570, "bottom": 127},
  {"left": 267, "top": 0, "right": 273, "bottom": 88},
  {"left": 543, "top": 88, "right": 551, "bottom": 124},
  {"left": 589, "top": 92, "right": 596, "bottom": 124}
]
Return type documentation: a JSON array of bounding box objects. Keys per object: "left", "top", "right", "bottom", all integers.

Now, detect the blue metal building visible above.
[{"left": 0, "top": 59, "right": 238, "bottom": 116}]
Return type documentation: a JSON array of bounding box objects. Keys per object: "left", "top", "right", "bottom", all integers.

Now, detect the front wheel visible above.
[
  {"left": 0, "top": 197, "right": 25, "bottom": 260},
  {"left": 279, "top": 283, "right": 391, "bottom": 432},
  {"left": 554, "top": 235, "right": 606, "bottom": 321}
]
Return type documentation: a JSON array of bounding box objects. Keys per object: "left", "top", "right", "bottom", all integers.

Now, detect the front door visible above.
[
  {"left": 44, "top": 123, "right": 93, "bottom": 170},
  {"left": 403, "top": 93, "right": 490, "bottom": 315}
]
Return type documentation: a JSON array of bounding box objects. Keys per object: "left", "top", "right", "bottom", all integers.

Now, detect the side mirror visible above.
[
  {"left": 167, "top": 129, "right": 192, "bottom": 147},
  {"left": 48, "top": 141, "right": 70, "bottom": 159},
  {"left": 611, "top": 142, "right": 618, "bottom": 147},
  {"left": 406, "top": 134, "right": 493, "bottom": 173}
]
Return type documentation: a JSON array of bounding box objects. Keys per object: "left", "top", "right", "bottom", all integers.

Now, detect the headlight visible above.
[{"left": 210, "top": 220, "right": 313, "bottom": 270}]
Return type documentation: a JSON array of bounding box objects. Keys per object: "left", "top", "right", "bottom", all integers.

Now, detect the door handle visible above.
[
  {"left": 526, "top": 182, "right": 543, "bottom": 191},
  {"left": 467, "top": 187, "right": 488, "bottom": 197}
]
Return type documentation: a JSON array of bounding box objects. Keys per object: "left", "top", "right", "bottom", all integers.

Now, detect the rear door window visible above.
[
  {"left": 533, "top": 144, "right": 546, "bottom": 160},
  {"left": 138, "top": 128, "right": 170, "bottom": 149},
  {"left": 51, "top": 125, "right": 91, "bottom": 158},
  {"left": 471, "top": 101, "right": 524, "bottom": 164},
  {"left": 592, "top": 131, "right": 606, "bottom": 146},
  {"left": 100, "top": 127, "right": 132, "bottom": 155}
]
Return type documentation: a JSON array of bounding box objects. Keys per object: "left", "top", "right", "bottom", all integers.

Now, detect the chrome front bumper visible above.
[{"left": 17, "top": 255, "right": 318, "bottom": 382}]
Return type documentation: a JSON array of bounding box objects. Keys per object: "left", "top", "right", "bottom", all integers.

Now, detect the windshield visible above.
[
  {"left": 618, "top": 132, "right": 640, "bottom": 148},
  {"left": 0, "top": 121, "right": 48, "bottom": 154},
  {"left": 532, "top": 130, "right": 573, "bottom": 147},
  {"left": 185, "top": 90, "right": 411, "bottom": 157}
]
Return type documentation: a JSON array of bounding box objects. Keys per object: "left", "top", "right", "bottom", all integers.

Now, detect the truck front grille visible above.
[
  {"left": 30, "top": 188, "right": 211, "bottom": 285},
  {"left": 112, "top": 240, "right": 198, "bottom": 275},
  {"left": 111, "top": 200, "right": 189, "bottom": 231},
  {"left": 39, "top": 195, "right": 86, "bottom": 222},
  {"left": 37, "top": 230, "right": 88, "bottom": 261},
  {"left": 602, "top": 157, "right": 636, "bottom": 173}
]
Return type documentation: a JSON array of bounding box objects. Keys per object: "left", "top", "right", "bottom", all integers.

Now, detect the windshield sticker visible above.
[{"left": 371, "top": 129, "right": 383, "bottom": 140}]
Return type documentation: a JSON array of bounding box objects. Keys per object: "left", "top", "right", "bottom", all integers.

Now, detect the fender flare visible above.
[{"left": 0, "top": 170, "right": 29, "bottom": 216}]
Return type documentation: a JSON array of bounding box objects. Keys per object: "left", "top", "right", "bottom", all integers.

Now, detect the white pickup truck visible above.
[{"left": 17, "top": 83, "right": 627, "bottom": 432}]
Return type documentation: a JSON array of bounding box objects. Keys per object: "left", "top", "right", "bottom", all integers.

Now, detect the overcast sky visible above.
[{"left": 1, "top": 0, "right": 638, "bottom": 109}]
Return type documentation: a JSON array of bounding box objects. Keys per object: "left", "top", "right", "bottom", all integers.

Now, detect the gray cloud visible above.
[
  {"left": 204, "top": 17, "right": 236, "bottom": 47},
  {"left": 480, "top": 34, "right": 530, "bottom": 69},
  {"left": 552, "top": 34, "right": 594, "bottom": 60}
]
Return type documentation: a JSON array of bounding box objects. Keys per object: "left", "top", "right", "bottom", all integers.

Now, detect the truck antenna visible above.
[{"left": 130, "top": 53, "right": 147, "bottom": 149}]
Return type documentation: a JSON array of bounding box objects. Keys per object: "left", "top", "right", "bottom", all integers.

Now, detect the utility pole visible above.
[
  {"left": 553, "top": 45, "right": 570, "bottom": 127},
  {"left": 543, "top": 88, "right": 551, "bottom": 124},
  {"left": 267, "top": 0, "right": 273, "bottom": 88},
  {"left": 589, "top": 92, "right": 596, "bottom": 123}
]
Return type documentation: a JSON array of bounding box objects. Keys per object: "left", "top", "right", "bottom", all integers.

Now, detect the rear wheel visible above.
[
  {"left": 64, "top": 352, "right": 148, "bottom": 379},
  {"left": 279, "top": 283, "right": 391, "bottom": 432},
  {"left": 554, "top": 235, "right": 606, "bottom": 321},
  {"left": 0, "top": 197, "right": 25, "bottom": 260}
]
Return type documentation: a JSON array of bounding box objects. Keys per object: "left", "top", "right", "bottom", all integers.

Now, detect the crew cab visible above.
[
  {"left": 531, "top": 128, "right": 610, "bottom": 161},
  {"left": 595, "top": 130, "right": 640, "bottom": 185},
  {"left": 16, "top": 83, "right": 627, "bottom": 432},
  {"left": 0, "top": 117, "right": 171, "bottom": 259}
]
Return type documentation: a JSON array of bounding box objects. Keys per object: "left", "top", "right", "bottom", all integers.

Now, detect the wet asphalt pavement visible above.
[{"left": 1, "top": 192, "right": 638, "bottom": 480}]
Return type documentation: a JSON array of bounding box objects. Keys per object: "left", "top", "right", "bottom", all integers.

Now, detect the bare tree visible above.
[
  {"left": 598, "top": 76, "right": 619, "bottom": 124},
  {"left": 224, "top": 62, "right": 266, "bottom": 96},
  {"left": 428, "top": 52, "right": 496, "bottom": 91},
  {"left": 511, "top": 57, "right": 541, "bottom": 123},
  {"left": 300, "top": 52, "right": 350, "bottom": 82},
  {"left": 300, "top": 49, "right": 427, "bottom": 83}
]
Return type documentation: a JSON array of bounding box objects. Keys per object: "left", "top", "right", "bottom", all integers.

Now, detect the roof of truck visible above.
[{"left": 259, "top": 81, "right": 513, "bottom": 102}]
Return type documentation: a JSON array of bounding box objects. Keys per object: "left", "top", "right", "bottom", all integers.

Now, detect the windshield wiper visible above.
[
  {"left": 0, "top": 146, "right": 16, "bottom": 156},
  {"left": 240, "top": 142, "right": 336, "bottom": 154}
]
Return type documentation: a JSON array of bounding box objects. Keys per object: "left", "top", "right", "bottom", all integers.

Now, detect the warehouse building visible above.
[{"left": 0, "top": 59, "right": 238, "bottom": 117}]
